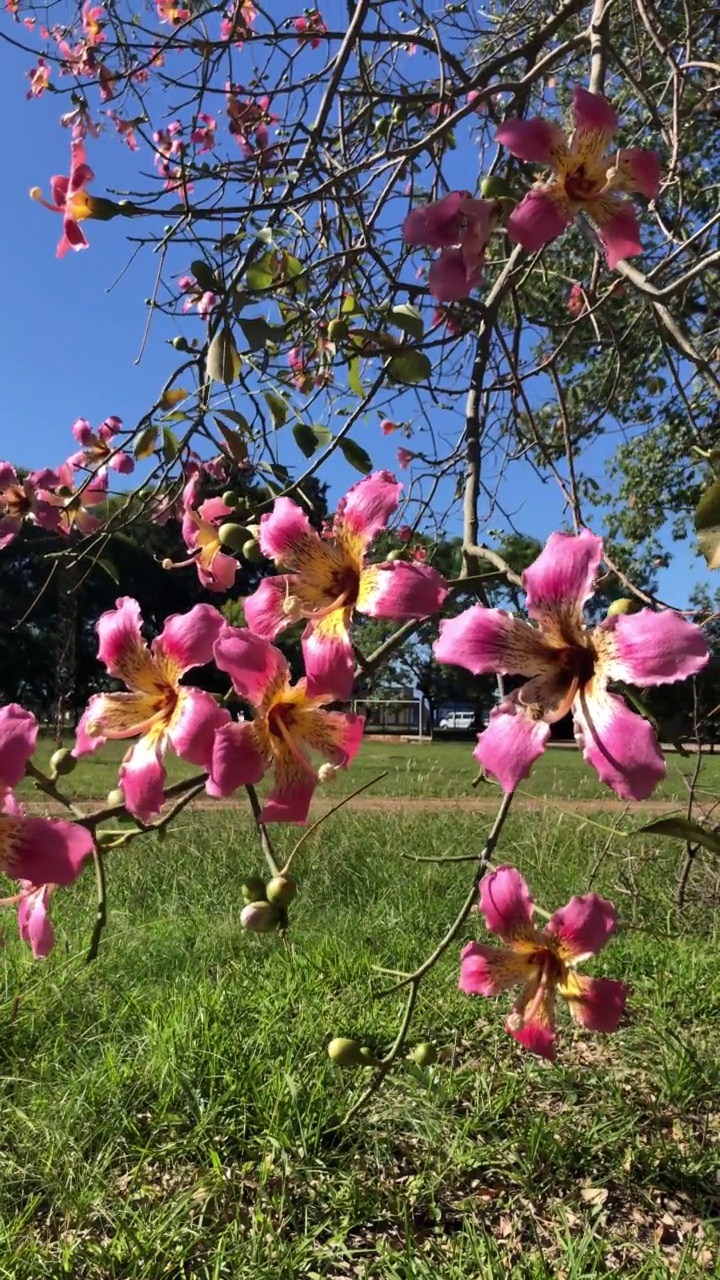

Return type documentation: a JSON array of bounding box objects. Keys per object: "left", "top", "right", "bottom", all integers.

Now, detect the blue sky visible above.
[{"left": 0, "top": 11, "right": 707, "bottom": 605}]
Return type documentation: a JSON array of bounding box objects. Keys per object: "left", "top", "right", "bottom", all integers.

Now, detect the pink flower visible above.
[
  {"left": 26, "top": 57, "right": 51, "bottom": 98},
  {"left": 434, "top": 529, "right": 708, "bottom": 800},
  {"left": 461, "top": 865, "right": 628, "bottom": 1060},
  {"left": 60, "top": 103, "right": 102, "bottom": 141},
  {"left": 156, "top": 0, "right": 191, "bottom": 23},
  {"left": 496, "top": 85, "right": 661, "bottom": 269},
  {"left": 17, "top": 883, "right": 55, "bottom": 958},
  {"left": 380, "top": 419, "right": 398, "bottom": 435},
  {"left": 190, "top": 113, "right": 217, "bottom": 153},
  {"left": 243, "top": 472, "right": 449, "bottom": 702},
  {"left": 82, "top": 2, "right": 105, "bottom": 43},
  {"left": 396, "top": 524, "right": 413, "bottom": 542},
  {"left": 209, "top": 627, "right": 364, "bottom": 823},
  {"left": 403, "top": 191, "right": 497, "bottom": 301},
  {"left": 30, "top": 139, "right": 98, "bottom": 258},
  {"left": 107, "top": 112, "right": 141, "bottom": 151},
  {"left": 294, "top": 9, "right": 327, "bottom": 48},
  {"left": 396, "top": 448, "right": 414, "bottom": 470},
  {"left": 74, "top": 598, "right": 230, "bottom": 821},
  {"left": 0, "top": 463, "right": 59, "bottom": 547},
  {"left": 41, "top": 461, "right": 107, "bottom": 535},
  {"left": 167, "top": 481, "right": 239, "bottom": 592},
  {"left": 69, "top": 416, "right": 134, "bottom": 475},
  {"left": 567, "top": 281, "right": 586, "bottom": 317},
  {"left": 220, "top": 0, "right": 256, "bottom": 43},
  {"left": 0, "top": 704, "right": 93, "bottom": 889}
]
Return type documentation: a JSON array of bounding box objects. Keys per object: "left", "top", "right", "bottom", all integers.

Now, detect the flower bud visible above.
[
  {"left": 265, "top": 874, "right": 297, "bottom": 907},
  {"left": 327, "top": 318, "right": 349, "bottom": 342},
  {"left": 385, "top": 548, "right": 404, "bottom": 562},
  {"left": 317, "top": 763, "right": 338, "bottom": 784},
  {"left": 327, "top": 1037, "right": 366, "bottom": 1067},
  {"left": 242, "top": 538, "right": 263, "bottom": 562},
  {"left": 222, "top": 490, "right": 240, "bottom": 509},
  {"left": 480, "top": 174, "right": 513, "bottom": 200},
  {"left": 240, "top": 901, "right": 279, "bottom": 933},
  {"left": 171, "top": 335, "right": 191, "bottom": 352},
  {"left": 218, "top": 522, "right": 250, "bottom": 551},
  {"left": 606, "top": 597, "right": 642, "bottom": 617},
  {"left": 49, "top": 748, "right": 76, "bottom": 778},
  {"left": 411, "top": 1042, "right": 437, "bottom": 1067},
  {"left": 241, "top": 876, "right": 267, "bottom": 903},
  {"left": 106, "top": 788, "right": 125, "bottom": 808}
]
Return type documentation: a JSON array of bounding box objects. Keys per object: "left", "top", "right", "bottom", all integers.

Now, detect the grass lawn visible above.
[
  {"left": 23, "top": 733, "right": 720, "bottom": 807},
  {"left": 2, "top": 740, "right": 720, "bottom": 1276}
]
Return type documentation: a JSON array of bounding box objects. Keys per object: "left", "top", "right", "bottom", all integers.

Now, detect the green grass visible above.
[
  {"left": 24, "top": 734, "right": 720, "bottom": 807},
  {"left": 1, "top": 790, "right": 719, "bottom": 1276}
]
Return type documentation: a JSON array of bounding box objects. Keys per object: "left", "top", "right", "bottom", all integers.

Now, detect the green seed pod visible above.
[
  {"left": 106, "top": 788, "right": 125, "bottom": 808},
  {"left": 606, "top": 597, "right": 642, "bottom": 617},
  {"left": 242, "top": 538, "right": 263, "bottom": 563},
  {"left": 217, "top": 523, "right": 250, "bottom": 551},
  {"left": 412, "top": 1042, "right": 438, "bottom": 1067},
  {"left": 240, "top": 901, "right": 279, "bottom": 933},
  {"left": 49, "top": 748, "right": 76, "bottom": 777},
  {"left": 480, "top": 174, "right": 514, "bottom": 200},
  {"left": 171, "top": 335, "right": 191, "bottom": 352},
  {"left": 327, "top": 318, "right": 349, "bottom": 342},
  {"left": 327, "top": 1037, "right": 365, "bottom": 1068},
  {"left": 265, "top": 874, "right": 297, "bottom": 907},
  {"left": 241, "top": 876, "right": 267, "bottom": 903},
  {"left": 222, "top": 490, "right": 240, "bottom": 509},
  {"left": 385, "top": 548, "right": 404, "bottom": 562}
]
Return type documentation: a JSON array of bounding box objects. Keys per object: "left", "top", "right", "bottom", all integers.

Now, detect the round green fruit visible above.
[
  {"left": 217, "top": 523, "right": 250, "bottom": 551},
  {"left": 412, "top": 1042, "right": 438, "bottom": 1067},
  {"left": 327, "top": 1037, "right": 365, "bottom": 1068},
  {"left": 480, "top": 174, "right": 513, "bottom": 200},
  {"left": 240, "top": 901, "right": 279, "bottom": 933},
  {"left": 327, "top": 318, "right": 349, "bottom": 342},
  {"left": 606, "top": 597, "right": 642, "bottom": 617},
  {"left": 265, "top": 875, "right": 297, "bottom": 907},
  {"left": 222, "top": 490, "right": 240, "bottom": 509},
  {"left": 241, "top": 876, "right": 267, "bottom": 903},
  {"left": 243, "top": 538, "right": 263, "bottom": 562},
  {"left": 106, "top": 788, "right": 125, "bottom": 808},
  {"left": 50, "top": 748, "right": 76, "bottom": 777}
]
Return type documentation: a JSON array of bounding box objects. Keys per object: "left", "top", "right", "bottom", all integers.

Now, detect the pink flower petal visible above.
[
  {"left": 434, "top": 605, "right": 554, "bottom": 675},
  {"left": 292, "top": 705, "right": 365, "bottom": 767},
  {"left": 197, "top": 546, "right": 238, "bottom": 593},
  {"left": 478, "top": 865, "right": 537, "bottom": 943},
  {"left": 507, "top": 1010, "right": 556, "bottom": 1060},
  {"left": 428, "top": 248, "right": 483, "bottom": 302},
  {"left": 168, "top": 688, "right": 231, "bottom": 769},
  {"left": 573, "top": 684, "right": 665, "bottom": 801},
  {"left": 474, "top": 705, "right": 551, "bottom": 792},
  {"left": 0, "top": 814, "right": 92, "bottom": 886},
  {"left": 615, "top": 148, "right": 661, "bottom": 200},
  {"left": 571, "top": 85, "right": 618, "bottom": 139},
  {"left": 459, "top": 940, "right": 531, "bottom": 995},
  {"left": 593, "top": 200, "right": 642, "bottom": 269},
  {"left": 73, "top": 694, "right": 108, "bottom": 757},
  {"left": 258, "top": 497, "right": 319, "bottom": 566},
  {"left": 563, "top": 975, "right": 628, "bottom": 1032},
  {"left": 334, "top": 470, "right": 401, "bottom": 549},
  {"left": 153, "top": 603, "right": 225, "bottom": 676},
  {"left": 506, "top": 188, "right": 572, "bottom": 252},
  {"left": 359, "top": 560, "right": 449, "bottom": 621},
  {"left": 244, "top": 574, "right": 297, "bottom": 639},
  {"left": 18, "top": 886, "right": 54, "bottom": 959},
  {"left": 302, "top": 612, "right": 355, "bottom": 703},
  {"left": 50, "top": 175, "right": 69, "bottom": 206},
  {"left": 261, "top": 751, "right": 317, "bottom": 825},
  {"left": 402, "top": 191, "right": 465, "bottom": 248},
  {"left": 522, "top": 528, "right": 603, "bottom": 632},
  {"left": 71, "top": 418, "right": 94, "bottom": 445},
  {"left": 96, "top": 597, "right": 157, "bottom": 692},
  {"left": 599, "top": 609, "right": 708, "bottom": 687},
  {"left": 0, "top": 704, "right": 38, "bottom": 789},
  {"left": 496, "top": 116, "right": 567, "bottom": 163},
  {"left": 206, "top": 721, "right": 268, "bottom": 797},
  {"left": 198, "top": 496, "right": 234, "bottom": 524},
  {"left": 546, "top": 893, "right": 617, "bottom": 961},
  {"left": 214, "top": 625, "right": 290, "bottom": 709},
  {"left": 119, "top": 735, "right": 166, "bottom": 822}
]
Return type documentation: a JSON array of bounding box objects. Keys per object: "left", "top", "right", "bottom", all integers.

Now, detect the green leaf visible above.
[
  {"left": 348, "top": 356, "right": 363, "bottom": 398},
  {"left": 385, "top": 350, "right": 432, "bottom": 385},
  {"left": 391, "top": 303, "right": 424, "bottom": 341},
  {"left": 341, "top": 294, "right": 363, "bottom": 316},
  {"left": 134, "top": 425, "right": 158, "bottom": 460},
  {"left": 213, "top": 418, "right": 248, "bottom": 464},
  {"left": 239, "top": 316, "right": 287, "bottom": 351},
  {"left": 246, "top": 253, "right": 275, "bottom": 292},
  {"left": 635, "top": 816, "right": 720, "bottom": 855},
  {"left": 292, "top": 422, "right": 333, "bottom": 458},
  {"left": 695, "top": 479, "right": 720, "bottom": 569},
  {"left": 207, "top": 328, "right": 241, "bottom": 384},
  {"left": 190, "top": 259, "right": 219, "bottom": 293},
  {"left": 162, "top": 426, "right": 180, "bottom": 464},
  {"left": 264, "top": 389, "right": 288, "bottom": 429},
  {"left": 97, "top": 557, "right": 120, "bottom": 586},
  {"left": 339, "top": 437, "right": 372, "bottom": 475},
  {"left": 214, "top": 409, "right": 252, "bottom": 435}
]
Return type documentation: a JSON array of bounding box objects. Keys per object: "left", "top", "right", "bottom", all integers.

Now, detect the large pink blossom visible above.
[
  {"left": 0, "top": 463, "right": 59, "bottom": 547},
  {"left": 244, "top": 471, "right": 449, "bottom": 702},
  {"left": 496, "top": 85, "right": 661, "bottom": 269},
  {"left": 74, "top": 598, "right": 230, "bottom": 821},
  {"left": 402, "top": 191, "right": 497, "bottom": 301},
  {"left": 164, "top": 477, "right": 239, "bottom": 592},
  {"left": 0, "top": 704, "right": 93, "bottom": 892},
  {"left": 434, "top": 530, "right": 708, "bottom": 801},
  {"left": 209, "top": 626, "right": 365, "bottom": 824},
  {"left": 461, "top": 865, "right": 628, "bottom": 1060},
  {"left": 70, "top": 416, "right": 134, "bottom": 475},
  {"left": 40, "top": 461, "right": 107, "bottom": 535},
  {"left": 294, "top": 9, "right": 327, "bottom": 48},
  {"left": 31, "top": 138, "right": 99, "bottom": 258}
]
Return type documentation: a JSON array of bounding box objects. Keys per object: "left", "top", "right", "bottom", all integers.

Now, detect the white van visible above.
[{"left": 438, "top": 710, "right": 475, "bottom": 730}]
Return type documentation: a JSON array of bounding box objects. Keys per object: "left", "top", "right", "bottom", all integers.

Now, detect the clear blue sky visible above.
[{"left": 0, "top": 16, "right": 706, "bottom": 605}]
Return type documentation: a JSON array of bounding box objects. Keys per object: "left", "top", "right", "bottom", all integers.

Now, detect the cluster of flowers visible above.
[{"left": 403, "top": 85, "right": 661, "bottom": 301}]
